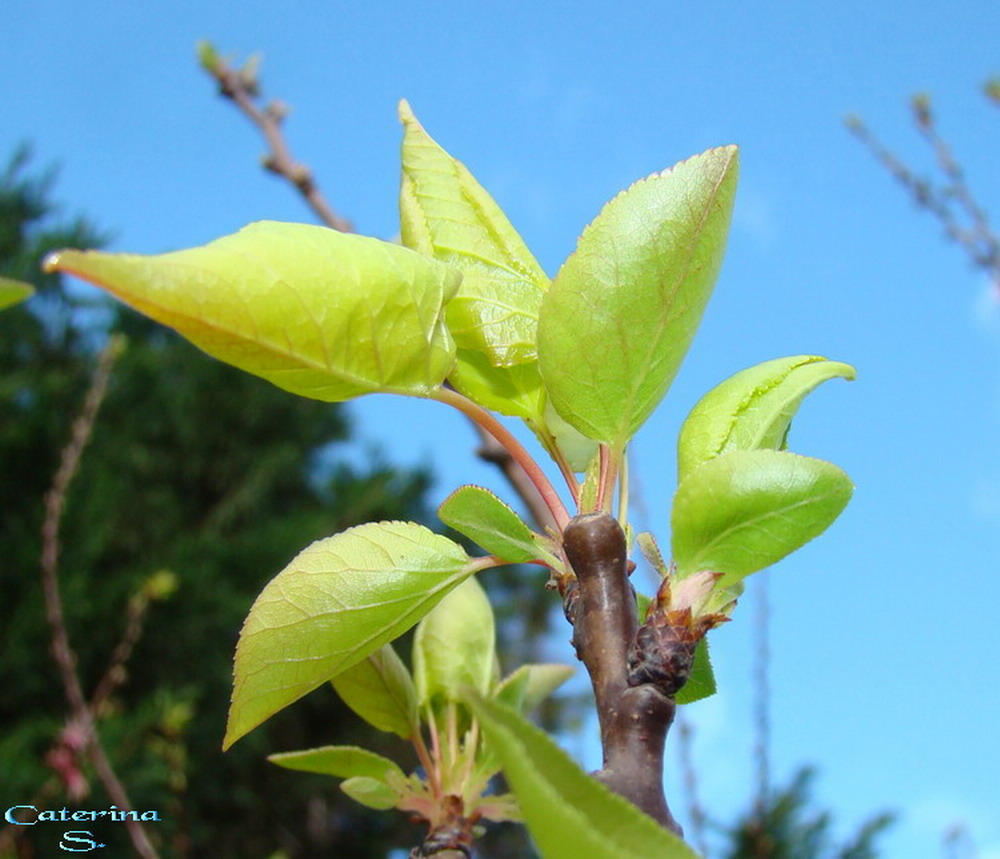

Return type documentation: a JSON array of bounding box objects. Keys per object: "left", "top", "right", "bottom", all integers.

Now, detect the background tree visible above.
[{"left": 716, "top": 768, "right": 894, "bottom": 859}]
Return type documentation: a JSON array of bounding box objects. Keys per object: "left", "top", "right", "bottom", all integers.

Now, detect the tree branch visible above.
[
  {"left": 561, "top": 513, "right": 682, "bottom": 834},
  {"left": 846, "top": 89, "right": 1000, "bottom": 295},
  {"left": 200, "top": 45, "right": 352, "bottom": 233},
  {"left": 39, "top": 334, "right": 160, "bottom": 859}
]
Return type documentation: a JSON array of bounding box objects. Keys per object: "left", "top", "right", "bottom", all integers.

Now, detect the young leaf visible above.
[
  {"left": 45, "top": 222, "right": 459, "bottom": 402},
  {"left": 225, "top": 522, "right": 471, "bottom": 749},
  {"left": 330, "top": 644, "right": 418, "bottom": 739},
  {"left": 340, "top": 776, "right": 400, "bottom": 810},
  {"left": 399, "top": 101, "right": 550, "bottom": 425},
  {"left": 538, "top": 147, "right": 739, "bottom": 448},
  {"left": 0, "top": 277, "right": 34, "bottom": 311},
  {"left": 493, "top": 664, "right": 575, "bottom": 713},
  {"left": 399, "top": 99, "right": 548, "bottom": 367},
  {"left": 446, "top": 349, "right": 545, "bottom": 420},
  {"left": 465, "top": 694, "right": 699, "bottom": 859},
  {"left": 674, "top": 638, "right": 716, "bottom": 705},
  {"left": 677, "top": 355, "right": 856, "bottom": 481},
  {"left": 438, "top": 485, "right": 539, "bottom": 563},
  {"left": 542, "top": 398, "right": 601, "bottom": 472},
  {"left": 268, "top": 745, "right": 405, "bottom": 782},
  {"left": 671, "top": 450, "right": 853, "bottom": 588},
  {"left": 413, "top": 575, "right": 496, "bottom": 705},
  {"left": 637, "top": 531, "right": 671, "bottom": 578}
]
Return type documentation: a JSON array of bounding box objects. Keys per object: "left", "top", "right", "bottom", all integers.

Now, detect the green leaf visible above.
[
  {"left": 399, "top": 99, "right": 548, "bottom": 367},
  {"left": 493, "top": 663, "right": 575, "bottom": 713},
  {"left": 340, "top": 776, "right": 400, "bottom": 810},
  {"left": 677, "top": 355, "right": 856, "bottom": 481},
  {"left": 465, "top": 694, "right": 699, "bottom": 859},
  {"left": 446, "top": 349, "right": 545, "bottom": 420},
  {"left": 538, "top": 146, "right": 739, "bottom": 448},
  {"left": 0, "top": 277, "right": 34, "bottom": 311},
  {"left": 671, "top": 450, "right": 853, "bottom": 588},
  {"left": 413, "top": 575, "right": 496, "bottom": 705},
  {"left": 45, "top": 222, "right": 459, "bottom": 402},
  {"left": 330, "top": 644, "right": 418, "bottom": 739},
  {"left": 438, "top": 485, "right": 539, "bottom": 563},
  {"left": 637, "top": 531, "right": 670, "bottom": 578},
  {"left": 542, "top": 398, "right": 601, "bottom": 472},
  {"left": 399, "top": 101, "right": 551, "bottom": 429},
  {"left": 267, "top": 745, "right": 405, "bottom": 782},
  {"left": 225, "top": 521, "right": 471, "bottom": 749},
  {"left": 675, "top": 638, "right": 716, "bottom": 705}
]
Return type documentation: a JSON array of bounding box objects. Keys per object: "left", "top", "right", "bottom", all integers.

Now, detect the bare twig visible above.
[
  {"left": 677, "top": 715, "right": 709, "bottom": 857},
  {"left": 39, "top": 334, "right": 160, "bottom": 859},
  {"left": 752, "top": 573, "right": 771, "bottom": 819},
  {"left": 89, "top": 584, "right": 155, "bottom": 716},
  {"left": 846, "top": 86, "right": 1000, "bottom": 295},
  {"left": 197, "top": 43, "right": 557, "bottom": 533},
  {"left": 199, "top": 44, "right": 352, "bottom": 233}
]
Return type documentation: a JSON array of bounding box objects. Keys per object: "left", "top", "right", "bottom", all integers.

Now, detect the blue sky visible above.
[{"left": 5, "top": 2, "right": 999, "bottom": 857}]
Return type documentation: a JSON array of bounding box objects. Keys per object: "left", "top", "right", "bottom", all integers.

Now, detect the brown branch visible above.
[
  {"left": 89, "top": 584, "right": 154, "bottom": 716},
  {"left": 40, "top": 334, "right": 160, "bottom": 859},
  {"left": 752, "top": 573, "right": 771, "bottom": 819},
  {"left": 561, "top": 513, "right": 681, "bottom": 834},
  {"left": 200, "top": 45, "right": 353, "bottom": 233},
  {"left": 677, "top": 715, "right": 709, "bottom": 857},
  {"left": 846, "top": 90, "right": 1000, "bottom": 295}
]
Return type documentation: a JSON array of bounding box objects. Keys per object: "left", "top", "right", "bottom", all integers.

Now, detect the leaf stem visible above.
[
  {"left": 617, "top": 452, "right": 630, "bottom": 525},
  {"left": 533, "top": 423, "right": 582, "bottom": 506},
  {"left": 432, "top": 387, "right": 570, "bottom": 529}
]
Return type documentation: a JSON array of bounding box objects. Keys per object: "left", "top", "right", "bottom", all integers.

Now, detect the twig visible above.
[
  {"left": 677, "top": 715, "right": 709, "bottom": 857},
  {"left": 200, "top": 45, "right": 352, "bottom": 233},
  {"left": 752, "top": 573, "right": 771, "bottom": 819},
  {"left": 846, "top": 89, "right": 1000, "bottom": 295},
  {"left": 90, "top": 585, "right": 154, "bottom": 716},
  {"left": 198, "top": 43, "right": 557, "bottom": 533},
  {"left": 39, "top": 334, "right": 160, "bottom": 859}
]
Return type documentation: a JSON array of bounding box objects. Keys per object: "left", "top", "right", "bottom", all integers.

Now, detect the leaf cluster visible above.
[{"left": 39, "top": 100, "right": 859, "bottom": 857}]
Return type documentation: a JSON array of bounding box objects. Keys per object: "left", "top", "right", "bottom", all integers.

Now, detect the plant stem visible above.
[
  {"left": 562, "top": 512, "right": 682, "bottom": 835},
  {"left": 40, "top": 336, "right": 160, "bottom": 859},
  {"left": 432, "top": 387, "right": 570, "bottom": 529}
]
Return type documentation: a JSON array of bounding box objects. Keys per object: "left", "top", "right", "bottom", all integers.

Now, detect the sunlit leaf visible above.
[
  {"left": 446, "top": 349, "right": 545, "bottom": 420},
  {"left": 538, "top": 147, "right": 739, "bottom": 448},
  {"left": 267, "top": 745, "right": 405, "bottom": 782},
  {"left": 399, "top": 99, "right": 548, "bottom": 367},
  {"left": 465, "top": 694, "right": 698, "bottom": 858},
  {"left": 45, "top": 222, "right": 459, "bottom": 401},
  {"left": 671, "top": 450, "right": 853, "bottom": 588},
  {"left": 542, "top": 398, "right": 601, "bottom": 472},
  {"left": 675, "top": 638, "right": 716, "bottom": 705},
  {"left": 225, "top": 521, "right": 471, "bottom": 749},
  {"left": 0, "top": 277, "right": 34, "bottom": 311},
  {"left": 677, "top": 355, "right": 855, "bottom": 481},
  {"left": 399, "top": 101, "right": 551, "bottom": 426},
  {"left": 413, "top": 576, "right": 495, "bottom": 705},
  {"left": 330, "top": 643, "right": 418, "bottom": 739},
  {"left": 438, "top": 485, "right": 539, "bottom": 563}
]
